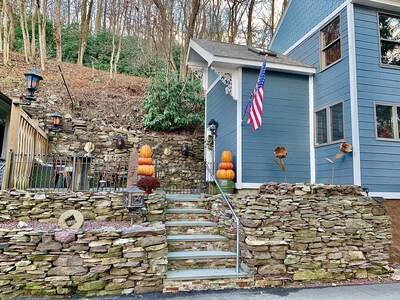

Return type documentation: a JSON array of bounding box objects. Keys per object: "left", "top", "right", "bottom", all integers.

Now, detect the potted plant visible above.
[{"left": 137, "top": 176, "right": 160, "bottom": 194}]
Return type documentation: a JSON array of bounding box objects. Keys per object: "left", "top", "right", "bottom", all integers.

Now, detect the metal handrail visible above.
[{"left": 205, "top": 163, "right": 240, "bottom": 273}]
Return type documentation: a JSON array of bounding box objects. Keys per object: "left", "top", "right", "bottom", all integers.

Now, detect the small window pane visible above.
[
  {"left": 379, "top": 15, "right": 400, "bottom": 41},
  {"left": 376, "top": 105, "right": 394, "bottom": 138},
  {"left": 322, "top": 18, "right": 340, "bottom": 47},
  {"left": 381, "top": 41, "right": 400, "bottom": 65},
  {"left": 325, "top": 41, "right": 341, "bottom": 66},
  {"left": 316, "top": 109, "right": 327, "bottom": 145},
  {"left": 331, "top": 103, "right": 344, "bottom": 141}
]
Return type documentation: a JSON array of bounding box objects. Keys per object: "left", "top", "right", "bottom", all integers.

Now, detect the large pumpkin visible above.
[
  {"left": 219, "top": 162, "right": 234, "bottom": 170},
  {"left": 216, "top": 169, "right": 235, "bottom": 180},
  {"left": 221, "top": 150, "right": 232, "bottom": 163},
  {"left": 138, "top": 165, "right": 155, "bottom": 176},
  {"left": 140, "top": 145, "right": 152, "bottom": 158},
  {"left": 138, "top": 157, "right": 153, "bottom": 165}
]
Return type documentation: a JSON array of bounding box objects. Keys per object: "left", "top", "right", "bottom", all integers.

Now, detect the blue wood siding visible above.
[
  {"left": 241, "top": 69, "right": 310, "bottom": 184},
  {"left": 207, "top": 69, "right": 237, "bottom": 168},
  {"left": 355, "top": 5, "right": 400, "bottom": 192},
  {"left": 287, "top": 8, "right": 354, "bottom": 185},
  {"left": 208, "top": 68, "right": 219, "bottom": 87},
  {"left": 271, "top": 0, "right": 347, "bottom": 53}
]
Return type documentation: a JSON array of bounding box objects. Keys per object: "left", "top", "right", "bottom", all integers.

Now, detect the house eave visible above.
[
  {"left": 210, "top": 56, "right": 316, "bottom": 76},
  {"left": 353, "top": 0, "right": 400, "bottom": 10}
]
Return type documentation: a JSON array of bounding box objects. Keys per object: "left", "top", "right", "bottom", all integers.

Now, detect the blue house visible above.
[{"left": 186, "top": 0, "right": 400, "bottom": 198}]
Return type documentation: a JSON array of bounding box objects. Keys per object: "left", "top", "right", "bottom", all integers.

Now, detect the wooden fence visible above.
[{"left": 2, "top": 103, "right": 48, "bottom": 189}]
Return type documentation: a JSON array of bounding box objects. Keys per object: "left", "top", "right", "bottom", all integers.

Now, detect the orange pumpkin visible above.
[
  {"left": 217, "top": 169, "right": 235, "bottom": 180},
  {"left": 138, "top": 157, "right": 153, "bottom": 165},
  {"left": 140, "top": 145, "right": 152, "bottom": 158},
  {"left": 138, "top": 165, "right": 155, "bottom": 176},
  {"left": 221, "top": 150, "right": 232, "bottom": 163},
  {"left": 219, "top": 162, "right": 234, "bottom": 170}
]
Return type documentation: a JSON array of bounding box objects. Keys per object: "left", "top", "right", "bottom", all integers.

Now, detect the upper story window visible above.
[
  {"left": 321, "top": 17, "right": 342, "bottom": 70},
  {"left": 375, "top": 103, "right": 398, "bottom": 139},
  {"left": 315, "top": 102, "right": 344, "bottom": 146},
  {"left": 379, "top": 14, "right": 400, "bottom": 66}
]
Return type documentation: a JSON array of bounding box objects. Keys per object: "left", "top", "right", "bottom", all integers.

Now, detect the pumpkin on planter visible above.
[
  {"left": 219, "top": 162, "right": 234, "bottom": 170},
  {"left": 221, "top": 150, "right": 232, "bottom": 163},
  {"left": 216, "top": 150, "right": 235, "bottom": 180},
  {"left": 217, "top": 169, "right": 235, "bottom": 180},
  {"left": 138, "top": 157, "right": 152, "bottom": 165},
  {"left": 138, "top": 165, "right": 155, "bottom": 176}
]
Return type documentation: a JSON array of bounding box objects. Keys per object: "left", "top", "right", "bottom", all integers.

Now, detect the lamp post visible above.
[
  {"left": 52, "top": 111, "right": 63, "bottom": 132},
  {"left": 208, "top": 119, "right": 218, "bottom": 177},
  {"left": 24, "top": 67, "right": 43, "bottom": 101},
  {"left": 116, "top": 136, "right": 125, "bottom": 150}
]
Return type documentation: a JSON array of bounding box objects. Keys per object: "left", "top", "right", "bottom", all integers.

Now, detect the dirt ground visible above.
[{"left": 384, "top": 200, "right": 400, "bottom": 263}]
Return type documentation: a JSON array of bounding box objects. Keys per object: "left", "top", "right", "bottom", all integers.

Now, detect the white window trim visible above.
[
  {"left": 374, "top": 102, "right": 399, "bottom": 141},
  {"left": 315, "top": 101, "right": 345, "bottom": 147},
  {"left": 320, "top": 16, "right": 343, "bottom": 71}
]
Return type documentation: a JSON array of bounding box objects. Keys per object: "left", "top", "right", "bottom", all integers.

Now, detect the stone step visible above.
[
  {"left": 166, "top": 268, "right": 249, "bottom": 281},
  {"left": 166, "top": 208, "right": 210, "bottom": 221},
  {"left": 163, "top": 269, "right": 253, "bottom": 293},
  {"left": 168, "top": 250, "right": 236, "bottom": 260},
  {"left": 167, "top": 234, "right": 230, "bottom": 251},
  {"left": 166, "top": 194, "right": 209, "bottom": 209},
  {"left": 166, "top": 194, "right": 202, "bottom": 201},
  {"left": 165, "top": 221, "right": 219, "bottom": 235}
]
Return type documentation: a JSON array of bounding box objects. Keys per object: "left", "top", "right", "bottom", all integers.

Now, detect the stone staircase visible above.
[{"left": 163, "top": 194, "right": 251, "bottom": 293}]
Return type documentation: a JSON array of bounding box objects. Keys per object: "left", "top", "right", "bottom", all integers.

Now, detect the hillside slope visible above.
[{"left": 0, "top": 52, "right": 150, "bottom": 131}]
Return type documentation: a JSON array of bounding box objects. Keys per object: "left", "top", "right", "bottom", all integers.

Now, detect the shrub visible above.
[
  {"left": 137, "top": 176, "right": 161, "bottom": 191},
  {"left": 142, "top": 69, "right": 204, "bottom": 131}
]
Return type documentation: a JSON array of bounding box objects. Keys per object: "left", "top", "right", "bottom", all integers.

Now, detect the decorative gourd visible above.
[
  {"left": 217, "top": 169, "right": 235, "bottom": 180},
  {"left": 221, "top": 150, "right": 232, "bottom": 163},
  {"left": 219, "top": 162, "right": 234, "bottom": 170},
  {"left": 138, "top": 165, "right": 155, "bottom": 176},
  {"left": 140, "top": 145, "right": 152, "bottom": 158},
  {"left": 138, "top": 157, "right": 153, "bottom": 165}
]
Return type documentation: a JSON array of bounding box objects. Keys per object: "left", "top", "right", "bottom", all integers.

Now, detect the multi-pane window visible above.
[
  {"left": 321, "top": 17, "right": 342, "bottom": 69},
  {"left": 379, "top": 14, "right": 400, "bottom": 66},
  {"left": 376, "top": 104, "right": 398, "bottom": 139},
  {"left": 315, "top": 102, "right": 344, "bottom": 145}
]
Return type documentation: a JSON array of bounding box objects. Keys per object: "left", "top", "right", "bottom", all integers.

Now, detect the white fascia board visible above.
[
  {"left": 212, "top": 56, "right": 316, "bottom": 75},
  {"left": 368, "top": 192, "right": 400, "bottom": 199},
  {"left": 284, "top": 0, "right": 351, "bottom": 55},
  {"left": 269, "top": 0, "right": 293, "bottom": 48},
  {"left": 235, "top": 68, "right": 243, "bottom": 189},
  {"left": 353, "top": 0, "right": 400, "bottom": 9},
  {"left": 187, "top": 39, "right": 214, "bottom": 67}
]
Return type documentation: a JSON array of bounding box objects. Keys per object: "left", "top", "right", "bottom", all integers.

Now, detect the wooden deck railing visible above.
[{"left": 2, "top": 103, "right": 48, "bottom": 189}]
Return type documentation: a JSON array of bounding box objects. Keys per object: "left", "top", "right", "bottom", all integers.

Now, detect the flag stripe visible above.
[{"left": 247, "top": 61, "right": 267, "bottom": 130}]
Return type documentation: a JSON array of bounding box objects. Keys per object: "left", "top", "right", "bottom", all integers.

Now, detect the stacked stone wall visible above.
[
  {"left": 0, "top": 191, "right": 165, "bottom": 223},
  {"left": 208, "top": 183, "right": 392, "bottom": 286},
  {"left": 0, "top": 223, "right": 167, "bottom": 298}
]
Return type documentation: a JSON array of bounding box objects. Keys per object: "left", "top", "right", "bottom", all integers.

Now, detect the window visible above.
[
  {"left": 321, "top": 17, "right": 342, "bottom": 69},
  {"left": 379, "top": 14, "right": 400, "bottom": 66},
  {"left": 315, "top": 102, "right": 344, "bottom": 145},
  {"left": 375, "top": 104, "right": 398, "bottom": 139}
]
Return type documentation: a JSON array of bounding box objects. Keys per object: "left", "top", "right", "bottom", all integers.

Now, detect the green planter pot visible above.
[{"left": 217, "top": 179, "right": 235, "bottom": 194}]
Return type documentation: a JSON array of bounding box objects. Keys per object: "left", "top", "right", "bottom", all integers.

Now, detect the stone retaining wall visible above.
[
  {"left": 209, "top": 183, "right": 392, "bottom": 286},
  {"left": 0, "top": 191, "right": 165, "bottom": 223},
  {"left": 0, "top": 222, "right": 167, "bottom": 298}
]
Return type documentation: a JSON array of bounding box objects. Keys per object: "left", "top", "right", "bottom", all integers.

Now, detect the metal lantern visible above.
[
  {"left": 52, "top": 111, "right": 63, "bottom": 132},
  {"left": 24, "top": 67, "right": 43, "bottom": 101},
  {"left": 208, "top": 119, "right": 218, "bottom": 136},
  {"left": 181, "top": 143, "right": 189, "bottom": 156},
  {"left": 124, "top": 186, "right": 147, "bottom": 225},
  {"left": 116, "top": 136, "right": 125, "bottom": 149}
]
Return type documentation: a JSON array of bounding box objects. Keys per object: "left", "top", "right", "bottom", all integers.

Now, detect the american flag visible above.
[{"left": 247, "top": 61, "right": 267, "bottom": 130}]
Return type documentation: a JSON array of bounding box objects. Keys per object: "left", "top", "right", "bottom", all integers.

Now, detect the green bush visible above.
[{"left": 142, "top": 70, "right": 204, "bottom": 131}]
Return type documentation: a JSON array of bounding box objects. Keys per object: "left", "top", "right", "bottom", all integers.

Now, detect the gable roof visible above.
[{"left": 187, "top": 39, "right": 315, "bottom": 75}]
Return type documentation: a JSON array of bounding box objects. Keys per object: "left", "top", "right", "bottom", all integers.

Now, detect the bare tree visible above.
[
  {"left": 36, "top": 0, "right": 48, "bottom": 70},
  {"left": 18, "top": 0, "right": 32, "bottom": 63},
  {"left": 95, "top": 0, "right": 103, "bottom": 33},
  {"left": 52, "top": 0, "right": 62, "bottom": 61},
  {"left": 77, "top": 0, "right": 94, "bottom": 65},
  {"left": 246, "top": 0, "right": 255, "bottom": 46},
  {"left": 1, "top": 0, "right": 11, "bottom": 65}
]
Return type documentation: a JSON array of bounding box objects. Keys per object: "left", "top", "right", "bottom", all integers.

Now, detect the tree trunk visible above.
[
  {"left": 246, "top": 0, "right": 255, "bottom": 46},
  {"left": 2, "top": 0, "right": 11, "bottom": 65},
  {"left": 152, "top": 0, "right": 168, "bottom": 60},
  {"left": 95, "top": 0, "right": 102, "bottom": 33},
  {"left": 271, "top": 0, "right": 275, "bottom": 36},
  {"left": 18, "top": 0, "right": 32, "bottom": 63},
  {"left": 8, "top": 2, "right": 14, "bottom": 51},
  {"left": 53, "top": 0, "right": 62, "bottom": 61},
  {"left": 36, "top": 0, "right": 48, "bottom": 70},
  {"left": 77, "top": 0, "right": 94, "bottom": 65},
  {"left": 67, "top": 0, "right": 70, "bottom": 27}
]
